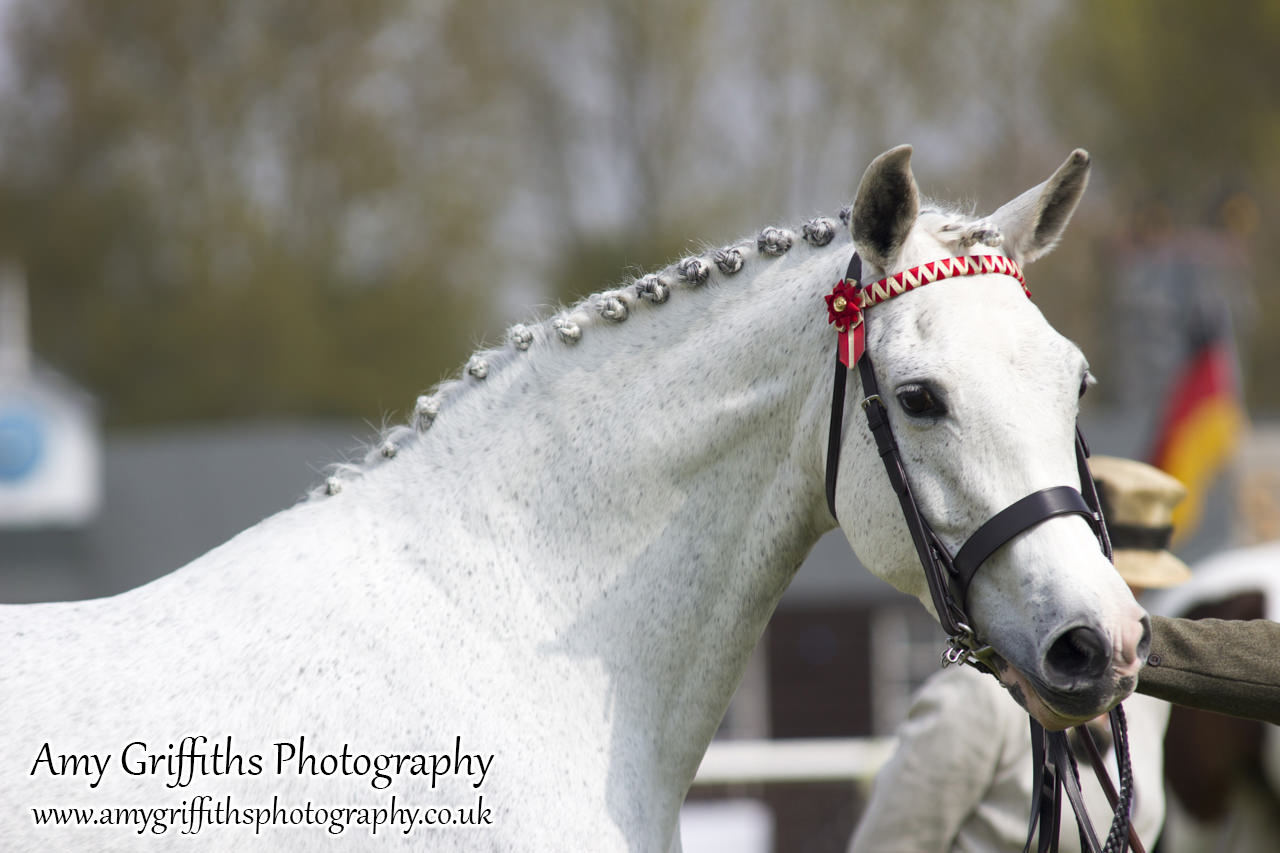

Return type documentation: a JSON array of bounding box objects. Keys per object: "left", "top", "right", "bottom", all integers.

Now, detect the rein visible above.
[{"left": 824, "top": 251, "right": 1140, "bottom": 853}]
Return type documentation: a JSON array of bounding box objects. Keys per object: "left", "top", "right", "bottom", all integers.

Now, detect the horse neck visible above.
[{"left": 380, "top": 239, "right": 847, "bottom": 790}]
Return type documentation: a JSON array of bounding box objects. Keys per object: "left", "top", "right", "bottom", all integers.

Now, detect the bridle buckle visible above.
[{"left": 940, "top": 622, "right": 998, "bottom": 671}]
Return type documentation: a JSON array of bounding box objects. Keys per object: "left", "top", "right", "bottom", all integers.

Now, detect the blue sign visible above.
[{"left": 0, "top": 407, "right": 45, "bottom": 482}]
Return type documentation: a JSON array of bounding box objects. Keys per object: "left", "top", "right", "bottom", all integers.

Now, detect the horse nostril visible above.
[
  {"left": 1043, "top": 625, "right": 1111, "bottom": 687},
  {"left": 1137, "top": 614, "right": 1152, "bottom": 661}
]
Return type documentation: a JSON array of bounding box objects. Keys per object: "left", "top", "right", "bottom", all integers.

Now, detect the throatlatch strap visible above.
[{"left": 1075, "top": 425, "right": 1113, "bottom": 561}]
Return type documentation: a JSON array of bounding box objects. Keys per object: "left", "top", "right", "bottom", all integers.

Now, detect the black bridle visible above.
[{"left": 825, "top": 251, "right": 1139, "bottom": 853}]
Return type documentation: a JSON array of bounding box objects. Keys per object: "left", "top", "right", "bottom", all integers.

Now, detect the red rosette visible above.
[
  {"left": 825, "top": 278, "right": 864, "bottom": 366},
  {"left": 825, "top": 279, "right": 862, "bottom": 330}
]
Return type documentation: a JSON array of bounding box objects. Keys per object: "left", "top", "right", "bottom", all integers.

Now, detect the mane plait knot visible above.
[
  {"left": 677, "top": 256, "right": 711, "bottom": 285},
  {"left": 635, "top": 274, "right": 670, "bottom": 304},
  {"left": 509, "top": 323, "right": 534, "bottom": 351},
  {"left": 414, "top": 394, "right": 440, "bottom": 431},
  {"left": 713, "top": 246, "right": 744, "bottom": 275},
  {"left": 599, "top": 291, "right": 630, "bottom": 322},
  {"left": 554, "top": 315, "right": 583, "bottom": 343},
  {"left": 803, "top": 218, "right": 838, "bottom": 247},
  {"left": 466, "top": 356, "right": 489, "bottom": 379},
  {"left": 757, "top": 226, "right": 794, "bottom": 256}
]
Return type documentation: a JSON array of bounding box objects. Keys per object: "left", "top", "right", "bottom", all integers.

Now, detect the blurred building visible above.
[
  {"left": 0, "top": 265, "right": 100, "bottom": 530},
  {"left": 0, "top": 420, "right": 363, "bottom": 604}
]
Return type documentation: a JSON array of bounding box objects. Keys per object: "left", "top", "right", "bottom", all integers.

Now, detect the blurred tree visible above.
[
  {"left": 0, "top": 0, "right": 514, "bottom": 425},
  {"left": 7, "top": 0, "right": 1270, "bottom": 427},
  {"left": 500, "top": 0, "right": 1056, "bottom": 309},
  {"left": 1040, "top": 0, "right": 1280, "bottom": 409},
  {"left": 1044, "top": 0, "right": 1280, "bottom": 201}
]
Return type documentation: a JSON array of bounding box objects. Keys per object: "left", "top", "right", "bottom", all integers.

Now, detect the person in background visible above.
[
  {"left": 849, "top": 457, "right": 1189, "bottom": 853},
  {"left": 1137, "top": 577, "right": 1280, "bottom": 725},
  {"left": 1142, "top": 538, "right": 1280, "bottom": 853}
]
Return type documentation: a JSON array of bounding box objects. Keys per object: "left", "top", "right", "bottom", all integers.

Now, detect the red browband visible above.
[{"left": 824, "top": 254, "right": 1028, "bottom": 366}]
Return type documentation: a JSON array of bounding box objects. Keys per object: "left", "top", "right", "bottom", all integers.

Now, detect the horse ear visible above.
[
  {"left": 990, "top": 149, "right": 1091, "bottom": 264},
  {"left": 852, "top": 145, "right": 919, "bottom": 272}
]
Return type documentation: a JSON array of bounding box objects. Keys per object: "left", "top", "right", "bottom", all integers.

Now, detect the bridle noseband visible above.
[{"left": 824, "top": 250, "right": 1139, "bottom": 853}]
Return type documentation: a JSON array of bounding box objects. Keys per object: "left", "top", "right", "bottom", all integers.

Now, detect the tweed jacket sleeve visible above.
[{"left": 1136, "top": 614, "right": 1280, "bottom": 725}]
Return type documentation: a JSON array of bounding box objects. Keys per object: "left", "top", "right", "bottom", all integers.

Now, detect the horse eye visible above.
[
  {"left": 897, "top": 384, "right": 943, "bottom": 417},
  {"left": 1078, "top": 371, "right": 1094, "bottom": 399}
]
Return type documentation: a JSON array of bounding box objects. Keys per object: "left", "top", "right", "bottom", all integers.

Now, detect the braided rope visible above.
[
  {"left": 858, "top": 254, "right": 1027, "bottom": 308},
  {"left": 1102, "top": 704, "right": 1134, "bottom": 853}
]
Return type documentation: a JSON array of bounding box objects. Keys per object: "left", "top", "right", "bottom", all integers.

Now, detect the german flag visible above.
[{"left": 1147, "top": 341, "right": 1244, "bottom": 541}]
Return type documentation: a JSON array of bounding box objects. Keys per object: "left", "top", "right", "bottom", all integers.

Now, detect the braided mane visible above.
[{"left": 313, "top": 203, "right": 1004, "bottom": 497}]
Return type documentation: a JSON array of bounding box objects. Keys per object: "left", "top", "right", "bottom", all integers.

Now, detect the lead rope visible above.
[
  {"left": 1100, "top": 705, "right": 1137, "bottom": 853},
  {"left": 825, "top": 250, "right": 1141, "bottom": 853},
  {"left": 1078, "top": 708, "right": 1140, "bottom": 853}
]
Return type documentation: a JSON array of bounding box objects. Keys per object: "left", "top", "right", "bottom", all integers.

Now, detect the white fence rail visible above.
[{"left": 691, "top": 737, "right": 897, "bottom": 786}]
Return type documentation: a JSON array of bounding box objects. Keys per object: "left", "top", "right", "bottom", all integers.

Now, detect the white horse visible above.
[{"left": 1, "top": 146, "right": 1148, "bottom": 851}]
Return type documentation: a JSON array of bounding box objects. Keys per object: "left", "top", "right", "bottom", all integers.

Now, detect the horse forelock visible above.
[
  {"left": 309, "top": 204, "right": 1008, "bottom": 498},
  {"left": 918, "top": 202, "right": 1007, "bottom": 252}
]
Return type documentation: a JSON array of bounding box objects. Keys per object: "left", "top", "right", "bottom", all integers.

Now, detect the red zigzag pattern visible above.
[{"left": 857, "top": 254, "right": 1028, "bottom": 307}]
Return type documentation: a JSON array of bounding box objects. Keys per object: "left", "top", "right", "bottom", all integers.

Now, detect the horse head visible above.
[{"left": 834, "top": 145, "right": 1149, "bottom": 729}]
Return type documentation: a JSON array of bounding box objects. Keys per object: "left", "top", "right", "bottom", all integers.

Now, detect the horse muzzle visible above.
[{"left": 997, "top": 612, "right": 1151, "bottom": 729}]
